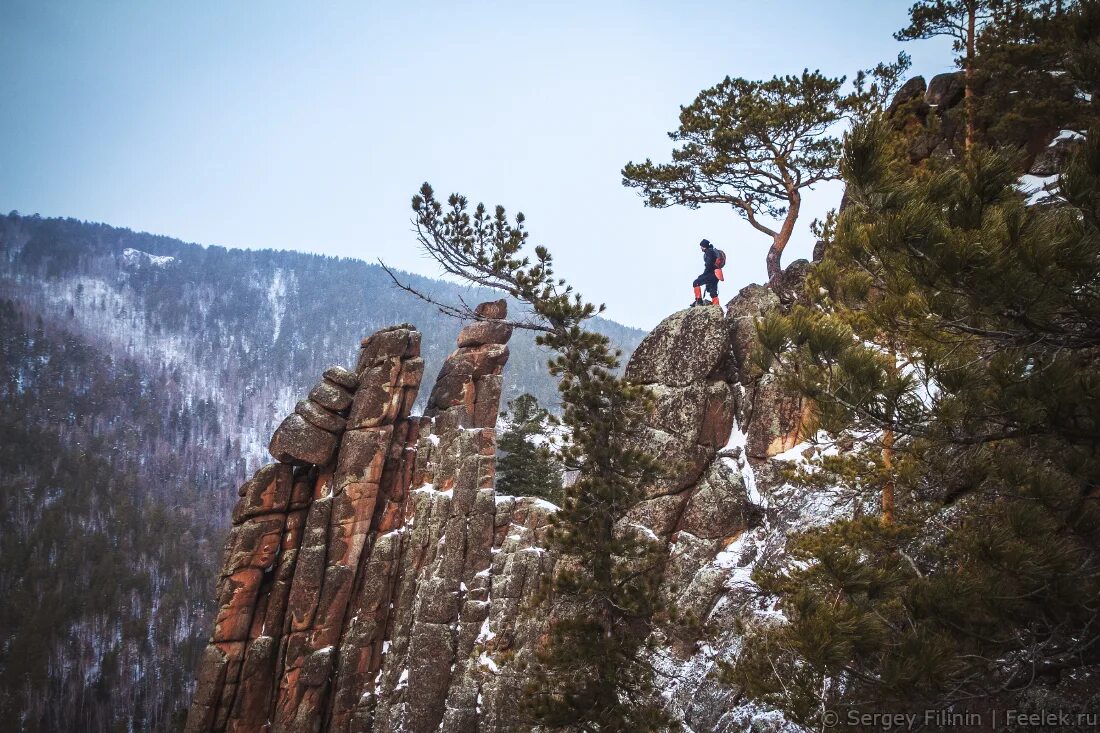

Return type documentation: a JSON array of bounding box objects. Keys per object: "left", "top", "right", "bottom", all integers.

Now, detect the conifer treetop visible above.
[{"left": 623, "top": 62, "right": 907, "bottom": 284}]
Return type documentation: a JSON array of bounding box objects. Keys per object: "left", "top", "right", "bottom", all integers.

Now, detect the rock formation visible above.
[
  {"left": 187, "top": 285, "right": 838, "bottom": 732},
  {"left": 186, "top": 303, "right": 520, "bottom": 732},
  {"left": 884, "top": 71, "right": 1080, "bottom": 175}
]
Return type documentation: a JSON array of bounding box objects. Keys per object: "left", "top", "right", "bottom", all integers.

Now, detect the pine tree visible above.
[
  {"left": 387, "top": 185, "right": 672, "bottom": 731},
  {"left": 731, "top": 117, "right": 1100, "bottom": 725},
  {"left": 622, "top": 62, "right": 908, "bottom": 285},
  {"left": 895, "top": 1, "right": 1097, "bottom": 155},
  {"left": 971, "top": 0, "right": 1098, "bottom": 155},
  {"left": 496, "top": 393, "right": 564, "bottom": 503},
  {"left": 622, "top": 71, "right": 847, "bottom": 285}
]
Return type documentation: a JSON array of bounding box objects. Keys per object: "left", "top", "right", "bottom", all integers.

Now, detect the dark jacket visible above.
[{"left": 699, "top": 246, "right": 717, "bottom": 280}]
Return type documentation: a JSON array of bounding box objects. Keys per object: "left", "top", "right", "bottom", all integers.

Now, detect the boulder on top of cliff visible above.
[
  {"left": 926, "top": 71, "right": 964, "bottom": 109},
  {"left": 425, "top": 302, "right": 513, "bottom": 415},
  {"left": 323, "top": 365, "right": 359, "bottom": 390},
  {"left": 268, "top": 413, "right": 341, "bottom": 465},
  {"left": 357, "top": 325, "right": 419, "bottom": 371},
  {"left": 457, "top": 320, "right": 513, "bottom": 348},
  {"left": 475, "top": 299, "right": 507, "bottom": 319},
  {"left": 626, "top": 306, "right": 729, "bottom": 387}
]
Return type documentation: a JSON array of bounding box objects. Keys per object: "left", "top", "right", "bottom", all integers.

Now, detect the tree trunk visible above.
[
  {"left": 881, "top": 427, "right": 895, "bottom": 525},
  {"left": 964, "top": 3, "right": 976, "bottom": 152},
  {"left": 766, "top": 191, "right": 801, "bottom": 285},
  {"left": 882, "top": 343, "right": 897, "bottom": 525}
]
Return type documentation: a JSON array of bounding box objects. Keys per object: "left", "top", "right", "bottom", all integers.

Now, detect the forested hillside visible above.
[
  {"left": 0, "top": 213, "right": 643, "bottom": 731},
  {"left": 0, "top": 301, "right": 220, "bottom": 731}
]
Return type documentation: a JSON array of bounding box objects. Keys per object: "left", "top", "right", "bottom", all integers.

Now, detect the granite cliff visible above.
[{"left": 185, "top": 280, "right": 837, "bottom": 733}]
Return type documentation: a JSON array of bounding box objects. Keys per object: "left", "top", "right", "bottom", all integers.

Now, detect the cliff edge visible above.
[{"left": 186, "top": 281, "right": 836, "bottom": 733}]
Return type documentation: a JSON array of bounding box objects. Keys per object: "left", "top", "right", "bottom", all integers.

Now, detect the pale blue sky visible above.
[{"left": 0, "top": 1, "right": 953, "bottom": 329}]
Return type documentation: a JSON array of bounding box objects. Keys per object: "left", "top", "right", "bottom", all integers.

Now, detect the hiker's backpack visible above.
[{"left": 714, "top": 248, "right": 726, "bottom": 281}]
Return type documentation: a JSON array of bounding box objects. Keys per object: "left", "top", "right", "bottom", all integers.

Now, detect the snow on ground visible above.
[
  {"left": 412, "top": 483, "right": 452, "bottom": 496},
  {"left": 766, "top": 438, "right": 855, "bottom": 533},
  {"left": 478, "top": 651, "right": 498, "bottom": 673},
  {"left": 721, "top": 419, "right": 763, "bottom": 506},
  {"left": 526, "top": 497, "right": 559, "bottom": 513},
  {"left": 1018, "top": 173, "right": 1060, "bottom": 204},
  {"left": 475, "top": 617, "right": 496, "bottom": 644},
  {"left": 648, "top": 420, "right": 870, "bottom": 731},
  {"left": 39, "top": 275, "right": 216, "bottom": 393},
  {"left": 1053, "top": 129, "right": 1084, "bottom": 143}
]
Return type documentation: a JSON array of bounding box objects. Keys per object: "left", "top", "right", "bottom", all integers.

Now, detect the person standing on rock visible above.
[{"left": 691, "top": 238, "right": 725, "bottom": 307}]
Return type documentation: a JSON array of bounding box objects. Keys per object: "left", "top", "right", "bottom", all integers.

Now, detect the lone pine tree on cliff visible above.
[
  {"left": 622, "top": 71, "right": 844, "bottom": 285},
  {"left": 623, "top": 61, "right": 908, "bottom": 286},
  {"left": 383, "top": 185, "right": 671, "bottom": 731}
]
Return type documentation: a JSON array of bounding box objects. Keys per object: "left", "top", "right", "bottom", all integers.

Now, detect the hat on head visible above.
[{"left": 699, "top": 238, "right": 711, "bottom": 247}]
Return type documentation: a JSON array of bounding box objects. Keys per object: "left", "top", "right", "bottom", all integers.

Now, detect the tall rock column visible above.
[
  {"left": 184, "top": 325, "right": 424, "bottom": 733},
  {"left": 186, "top": 355, "right": 360, "bottom": 733},
  {"left": 186, "top": 304, "right": 516, "bottom": 733},
  {"left": 271, "top": 325, "right": 424, "bottom": 732},
  {"left": 622, "top": 305, "right": 739, "bottom": 538},
  {"left": 370, "top": 300, "right": 513, "bottom": 733}
]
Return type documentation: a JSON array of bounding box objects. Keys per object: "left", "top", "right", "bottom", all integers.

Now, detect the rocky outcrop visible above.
[
  {"left": 187, "top": 287, "right": 832, "bottom": 732},
  {"left": 186, "top": 323, "right": 424, "bottom": 733},
  {"left": 885, "top": 71, "right": 1079, "bottom": 173},
  {"left": 925, "top": 72, "right": 964, "bottom": 110},
  {"left": 724, "top": 282, "right": 810, "bottom": 461},
  {"left": 186, "top": 308, "right": 523, "bottom": 733},
  {"left": 623, "top": 306, "right": 739, "bottom": 535},
  {"left": 626, "top": 305, "right": 733, "bottom": 387},
  {"left": 885, "top": 75, "right": 926, "bottom": 118}
]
